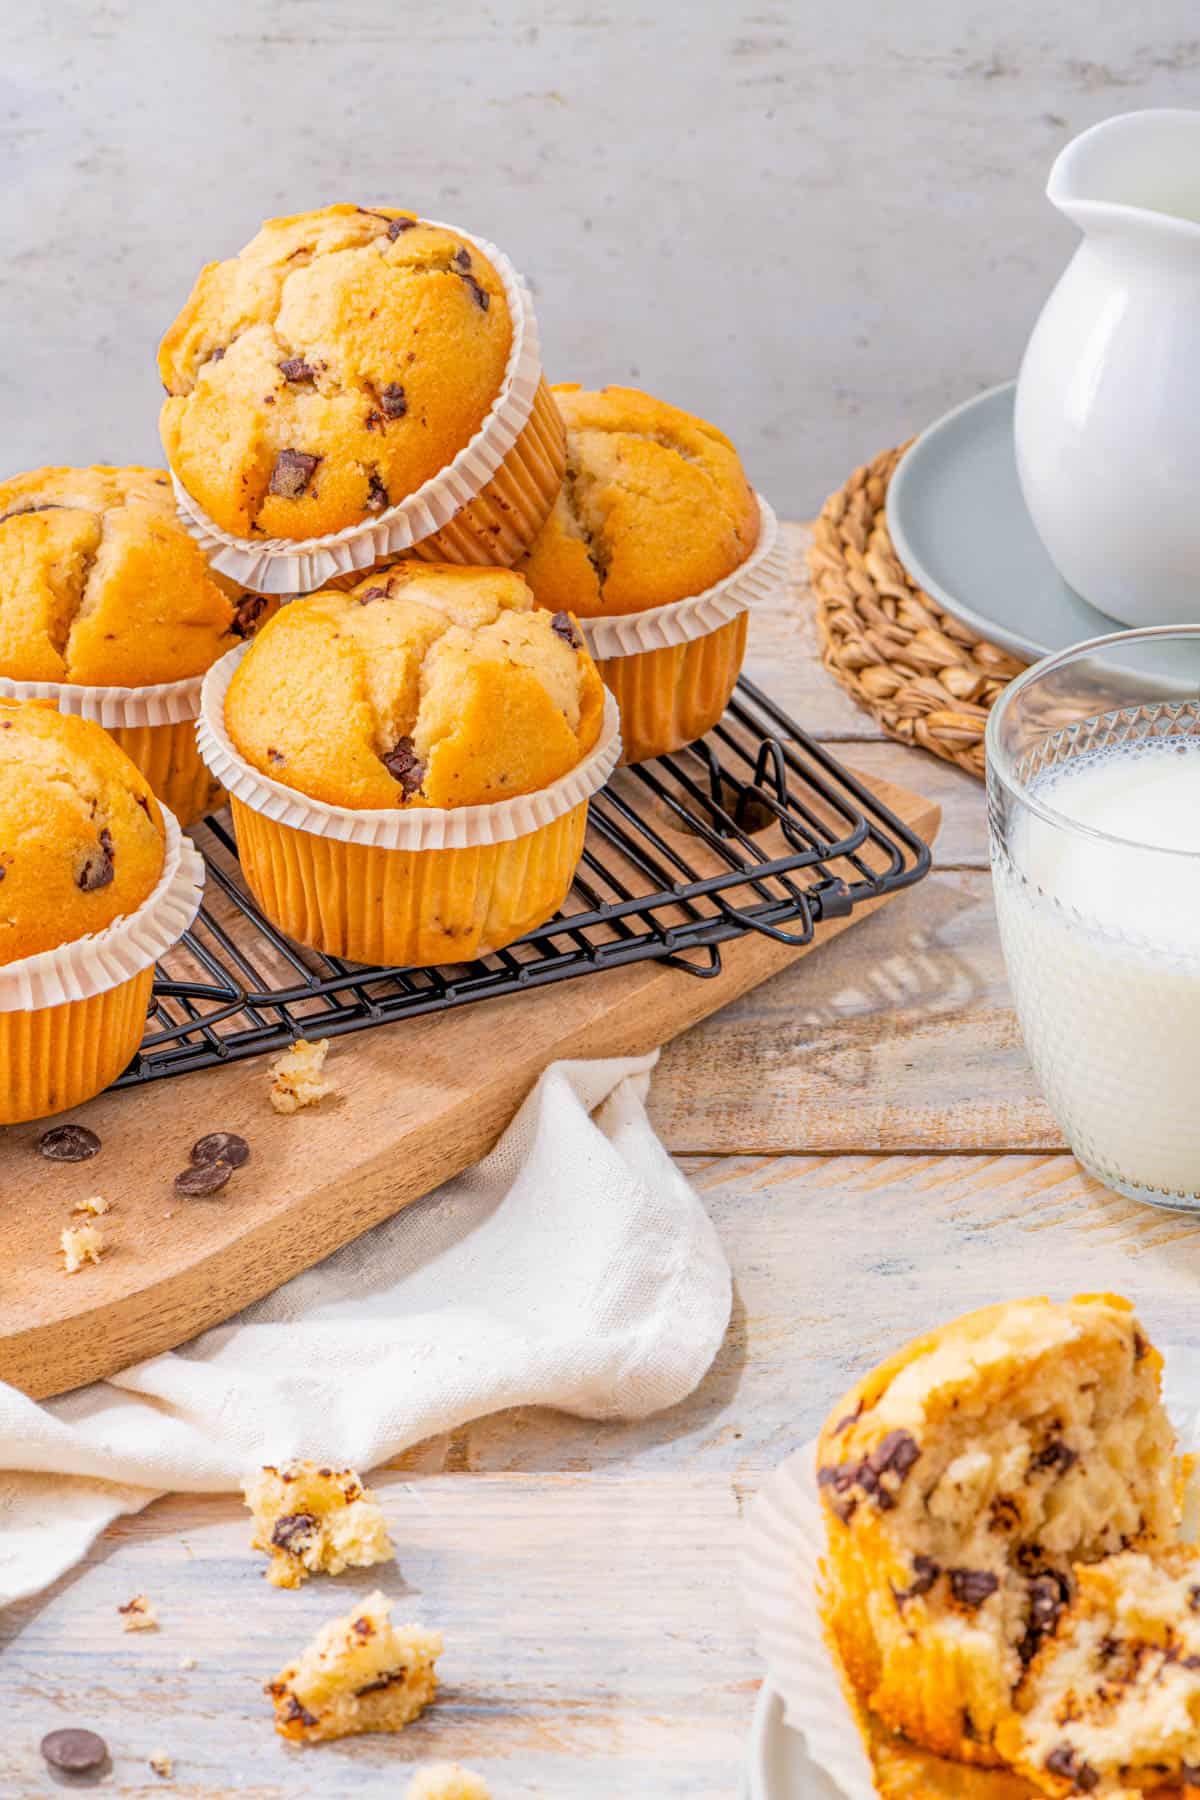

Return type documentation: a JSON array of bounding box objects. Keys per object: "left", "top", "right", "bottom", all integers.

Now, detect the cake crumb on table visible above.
[
  {"left": 178, "top": 1655, "right": 197, "bottom": 1671},
  {"left": 243, "top": 1460, "right": 393, "bottom": 1588},
  {"left": 73, "top": 1193, "right": 111, "bottom": 1215},
  {"left": 60, "top": 1222, "right": 105, "bottom": 1273},
  {"left": 118, "top": 1593, "right": 158, "bottom": 1631},
  {"left": 148, "top": 1748, "right": 173, "bottom": 1778},
  {"left": 406, "top": 1764, "right": 492, "bottom": 1800},
  {"left": 268, "top": 1037, "right": 334, "bottom": 1114},
  {"left": 266, "top": 1589, "right": 441, "bottom": 1742}
]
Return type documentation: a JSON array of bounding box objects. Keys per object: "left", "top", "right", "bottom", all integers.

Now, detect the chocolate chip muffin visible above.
[
  {"left": 817, "top": 1295, "right": 1178, "bottom": 1769},
  {"left": 999, "top": 1548, "right": 1200, "bottom": 1795},
  {"left": 224, "top": 564, "right": 605, "bottom": 809},
  {"left": 0, "top": 698, "right": 165, "bottom": 965},
  {"left": 0, "top": 465, "right": 262, "bottom": 687},
  {"left": 243, "top": 1461, "right": 393, "bottom": 1589},
  {"left": 159, "top": 207, "right": 513, "bottom": 541},
  {"left": 519, "top": 384, "right": 759, "bottom": 617}
]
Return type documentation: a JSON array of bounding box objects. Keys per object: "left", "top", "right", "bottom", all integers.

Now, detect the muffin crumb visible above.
[
  {"left": 265, "top": 1589, "right": 441, "bottom": 1741},
  {"left": 243, "top": 1460, "right": 393, "bottom": 1588},
  {"left": 60, "top": 1222, "right": 105, "bottom": 1273},
  {"left": 148, "top": 1749, "right": 173, "bottom": 1778},
  {"left": 178, "top": 1655, "right": 197, "bottom": 1671},
  {"left": 406, "top": 1764, "right": 491, "bottom": 1800},
  {"left": 268, "top": 1038, "right": 334, "bottom": 1114},
  {"left": 118, "top": 1593, "right": 158, "bottom": 1631},
  {"left": 73, "top": 1194, "right": 111, "bottom": 1216}
]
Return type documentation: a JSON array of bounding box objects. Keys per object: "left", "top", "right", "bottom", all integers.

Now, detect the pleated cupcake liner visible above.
[
  {"left": 196, "top": 640, "right": 622, "bottom": 851},
  {"left": 0, "top": 669, "right": 204, "bottom": 727},
  {"left": 0, "top": 807, "right": 206, "bottom": 1013},
  {"left": 171, "top": 222, "right": 552, "bottom": 595},
  {"left": 741, "top": 1440, "right": 876, "bottom": 1799},
  {"left": 577, "top": 494, "right": 784, "bottom": 661}
]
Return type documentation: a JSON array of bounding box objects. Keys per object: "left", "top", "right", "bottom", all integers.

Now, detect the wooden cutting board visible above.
[{"left": 0, "top": 768, "right": 938, "bottom": 1400}]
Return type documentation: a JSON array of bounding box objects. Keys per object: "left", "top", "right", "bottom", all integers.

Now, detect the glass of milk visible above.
[{"left": 988, "top": 626, "right": 1200, "bottom": 1207}]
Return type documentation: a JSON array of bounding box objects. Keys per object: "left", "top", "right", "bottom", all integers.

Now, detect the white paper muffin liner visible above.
[
  {"left": 171, "top": 221, "right": 544, "bottom": 595},
  {"left": 741, "top": 1347, "right": 1200, "bottom": 1799},
  {"left": 197, "top": 640, "right": 622, "bottom": 851},
  {"left": 0, "top": 669, "right": 203, "bottom": 728},
  {"left": 578, "top": 494, "right": 785, "bottom": 661},
  {"left": 0, "top": 807, "right": 205, "bottom": 1013}
]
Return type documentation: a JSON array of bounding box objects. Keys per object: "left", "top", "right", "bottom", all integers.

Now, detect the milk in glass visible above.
[{"left": 992, "top": 737, "right": 1200, "bottom": 1198}]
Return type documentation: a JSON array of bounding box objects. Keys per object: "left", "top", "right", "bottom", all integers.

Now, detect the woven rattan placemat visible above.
[{"left": 807, "top": 444, "right": 1027, "bottom": 780}]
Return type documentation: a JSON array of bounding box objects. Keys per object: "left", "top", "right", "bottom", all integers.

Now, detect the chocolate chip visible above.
[
  {"left": 359, "top": 586, "right": 389, "bottom": 604},
  {"left": 1020, "top": 1570, "right": 1071, "bottom": 1662},
  {"left": 380, "top": 382, "right": 407, "bottom": 419},
  {"left": 191, "top": 1131, "right": 250, "bottom": 1170},
  {"left": 208, "top": 346, "right": 226, "bottom": 363},
  {"left": 352, "top": 1616, "right": 375, "bottom": 1637},
  {"left": 174, "top": 1160, "right": 233, "bottom": 1198},
  {"left": 279, "top": 357, "right": 317, "bottom": 383},
  {"left": 0, "top": 863, "right": 6, "bottom": 881},
  {"left": 1045, "top": 1746, "right": 1099, "bottom": 1792},
  {"left": 1189, "top": 1585, "right": 1200, "bottom": 1613},
  {"left": 1033, "top": 1440, "right": 1078, "bottom": 1477},
  {"left": 948, "top": 1567, "right": 999, "bottom": 1608},
  {"left": 366, "top": 473, "right": 389, "bottom": 512},
  {"left": 283, "top": 1696, "right": 317, "bottom": 1727},
  {"left": 268, "top": 449, "right": 321, "bottom": 499},
  {"left": 231, "top": 593, "right": 268, "bottom": 639},
  {"left": 364, "top": 409, "right": 384, "bottom": 432},
  {"left": 893, "top": 1554, "right": 940, "bottom": 1606},
  {"left": 551, "top": 611, "right": 581, "bottom": 649},
  {"left": 38, "top": 1124, "right": 101, "bottom": 1162},
  {"left": 76, "top": 830, "right": 114, "bottom": 891},
  {"left": 382, "top": 735, "right": 424, "bottom": 799},
  {"left": 387, "top": 216, "right": 417, "bottom": 239},
  {"left": 267, "top": 747, "right": 285, "bottom": 764},
  {"left": 962, "top": 1708, "right": 980, "bottom": 1743},
  {"left": 41, "top": 1728, "right": 108, "bottom": 1774},
  {"left": 270, "top": 1510, "right": 317, "bottom": 1553},
  {"left": 458, "top": 271, "right": 490, "bottom": 311},
  {"left": 1134, "top": 1330, "right": 1149, "bottom": 1361},
  {"left": 355, "top": 1667, "right": 406, "bottom": 1695}
]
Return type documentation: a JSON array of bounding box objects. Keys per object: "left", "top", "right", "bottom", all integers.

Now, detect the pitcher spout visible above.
[{"left": 1048, "top": 109, "right": 1200, "bottom": 246}]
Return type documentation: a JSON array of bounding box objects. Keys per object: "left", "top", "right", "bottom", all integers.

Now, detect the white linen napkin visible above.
[{"left": 0, "top": 1053, "right": 731, "bottom": 1608}]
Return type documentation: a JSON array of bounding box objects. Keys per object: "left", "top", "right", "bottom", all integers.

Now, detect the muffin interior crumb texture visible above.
[
  {"left": 818, "top": 1296, "right": 1178, "bottom": 1764},
  {"left": 243, "top": 1460, "right": 393, "bottom": 1588},
  {"left": 158, "top": 206, "right": 513, "bottom": 539},
  {"left": 1005, "top": 1550, "right": 1200, "bottom": 1794},
  {"left": 266, "top": 1588, "right": 442, "bottom": 1742},
  {"left": 0, "top": 465, "right": 255, "bottom": 685},
  {"left": 405, "top": 1764, "right": 492, "bottom": 1800},
  {"left": 225, "top": 564, "right": 603, "bottom": 810},
  {"left": 268, "top": 1038, "right": 334, "bottom": 1114},
  {"left": 60, "top": 1222, "right": 105, "bottom": 1273}
]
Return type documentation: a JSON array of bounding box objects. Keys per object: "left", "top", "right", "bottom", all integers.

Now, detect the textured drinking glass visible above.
[{"left": 988, "top": 626, "right": 1200, "bottom": 1209}]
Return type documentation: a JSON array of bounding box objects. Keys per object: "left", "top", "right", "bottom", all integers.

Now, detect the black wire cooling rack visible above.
[{"left": 117, "top": 677, "right": 933, "bottom": 1088}]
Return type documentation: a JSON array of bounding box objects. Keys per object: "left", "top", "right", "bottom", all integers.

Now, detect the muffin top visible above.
[
  {"left": 225, "top": 564, "right": 605, "bottom": 810},
  {"left": 0, "top": 699, "right": 166, "bottom": 965},
  {"left": 0, "top": 465, "right": 269, "bottom": 686},
  {"left": 159, "top": 206, "right": 513, "bottom": 541},
  {"left": 519, "top": 384, "right": 760, "bottom": 618}
]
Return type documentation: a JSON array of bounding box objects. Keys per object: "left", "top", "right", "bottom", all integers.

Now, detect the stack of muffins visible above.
[{"left": 0, "top": 202, "right": 780, "bottom": 1123}]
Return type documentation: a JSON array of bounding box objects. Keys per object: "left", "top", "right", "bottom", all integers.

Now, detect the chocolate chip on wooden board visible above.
[
  {"left": 191, "top": 1131, "right": 250, "bottom": 1169},
  {"left": 38, "top": 1124, "right": 101, "bottom": 1162},
  {"left": 40, "top": 1728, "right": 109, "bottom": 1774},
  {"left": 268, "top": 449, "right": 321, "bottom": 499},
  {"left": 174, "top": 1160, "right": 233, "bottom": 1198}
]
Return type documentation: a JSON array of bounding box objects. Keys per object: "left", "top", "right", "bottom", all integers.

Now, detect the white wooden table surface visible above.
[{"left": 6, "top": 525, "right": 1198, "bottom": 1798}]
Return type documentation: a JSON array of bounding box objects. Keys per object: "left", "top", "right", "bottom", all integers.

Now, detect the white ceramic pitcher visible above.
[{"left": 1015, "top": 110, "right": 1200, "bottom": 627}]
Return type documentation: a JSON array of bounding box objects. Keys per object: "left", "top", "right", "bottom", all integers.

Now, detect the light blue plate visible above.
[{"left": 885, "top": 383, "right": 1123, "bottom": 664}]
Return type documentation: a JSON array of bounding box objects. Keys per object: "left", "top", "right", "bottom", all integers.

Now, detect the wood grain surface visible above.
[{"left": 3, "top": 523, "right": 1180, "bottom": 1800}]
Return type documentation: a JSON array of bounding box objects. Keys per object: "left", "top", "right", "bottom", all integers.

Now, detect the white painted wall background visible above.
[{"left": 2, "top": 0, "right": 1199, "bottom": 516}]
